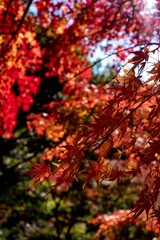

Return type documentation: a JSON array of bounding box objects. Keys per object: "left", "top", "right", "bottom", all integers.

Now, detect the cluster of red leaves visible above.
[
  {"left": 27, "top": 75, "right": 113, "bottom": 142},
  {"left": 0, "top": 0, "right": 42, "bottom": 137},
  {"left": 26, "top": 46, "right": 160, "bottom": 224},
  {"left": 0, "top": 0, "right": 160, "bottom": 224},
  {"left": 90, "top": 209, "right": 160, "bottom": 239},
  {"left": 0, "top": 0, "right": 158, "bottom": 136}
]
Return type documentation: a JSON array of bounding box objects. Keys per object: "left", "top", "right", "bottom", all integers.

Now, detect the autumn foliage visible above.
[{"left": 0, "top": 0, "right": 160, "bottom": 232}]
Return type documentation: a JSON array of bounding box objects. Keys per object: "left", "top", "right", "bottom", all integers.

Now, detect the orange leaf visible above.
[{"left": 98, "top": 137, "right": 113, "bottom": 158}]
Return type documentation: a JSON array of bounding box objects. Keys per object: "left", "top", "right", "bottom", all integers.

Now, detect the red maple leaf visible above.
[{"left": 23, "top": 159, "right": 52, "bottom": 186}]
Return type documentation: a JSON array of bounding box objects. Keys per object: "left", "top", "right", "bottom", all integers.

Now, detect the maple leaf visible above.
[
  {"left": 23, "top": 159, "right": 52, "bottom": 186},
  {"left": 82, "top": 157, "right": 110, "bottom": 188},
  {"left": 98, "top": 137, "right": 113, "bottom": 158}
]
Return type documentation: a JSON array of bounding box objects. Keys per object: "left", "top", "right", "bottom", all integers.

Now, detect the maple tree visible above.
[{"left": 0, "top": 0, "right": 160, "bottom": 234}]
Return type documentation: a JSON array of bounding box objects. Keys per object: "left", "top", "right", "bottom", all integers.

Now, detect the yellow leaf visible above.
[
  {"left": 122, "top": 67, "right": 130, "bottom": 75},
  {"left": 56, "top": 26, "right": 64, "bottom": 35}
]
